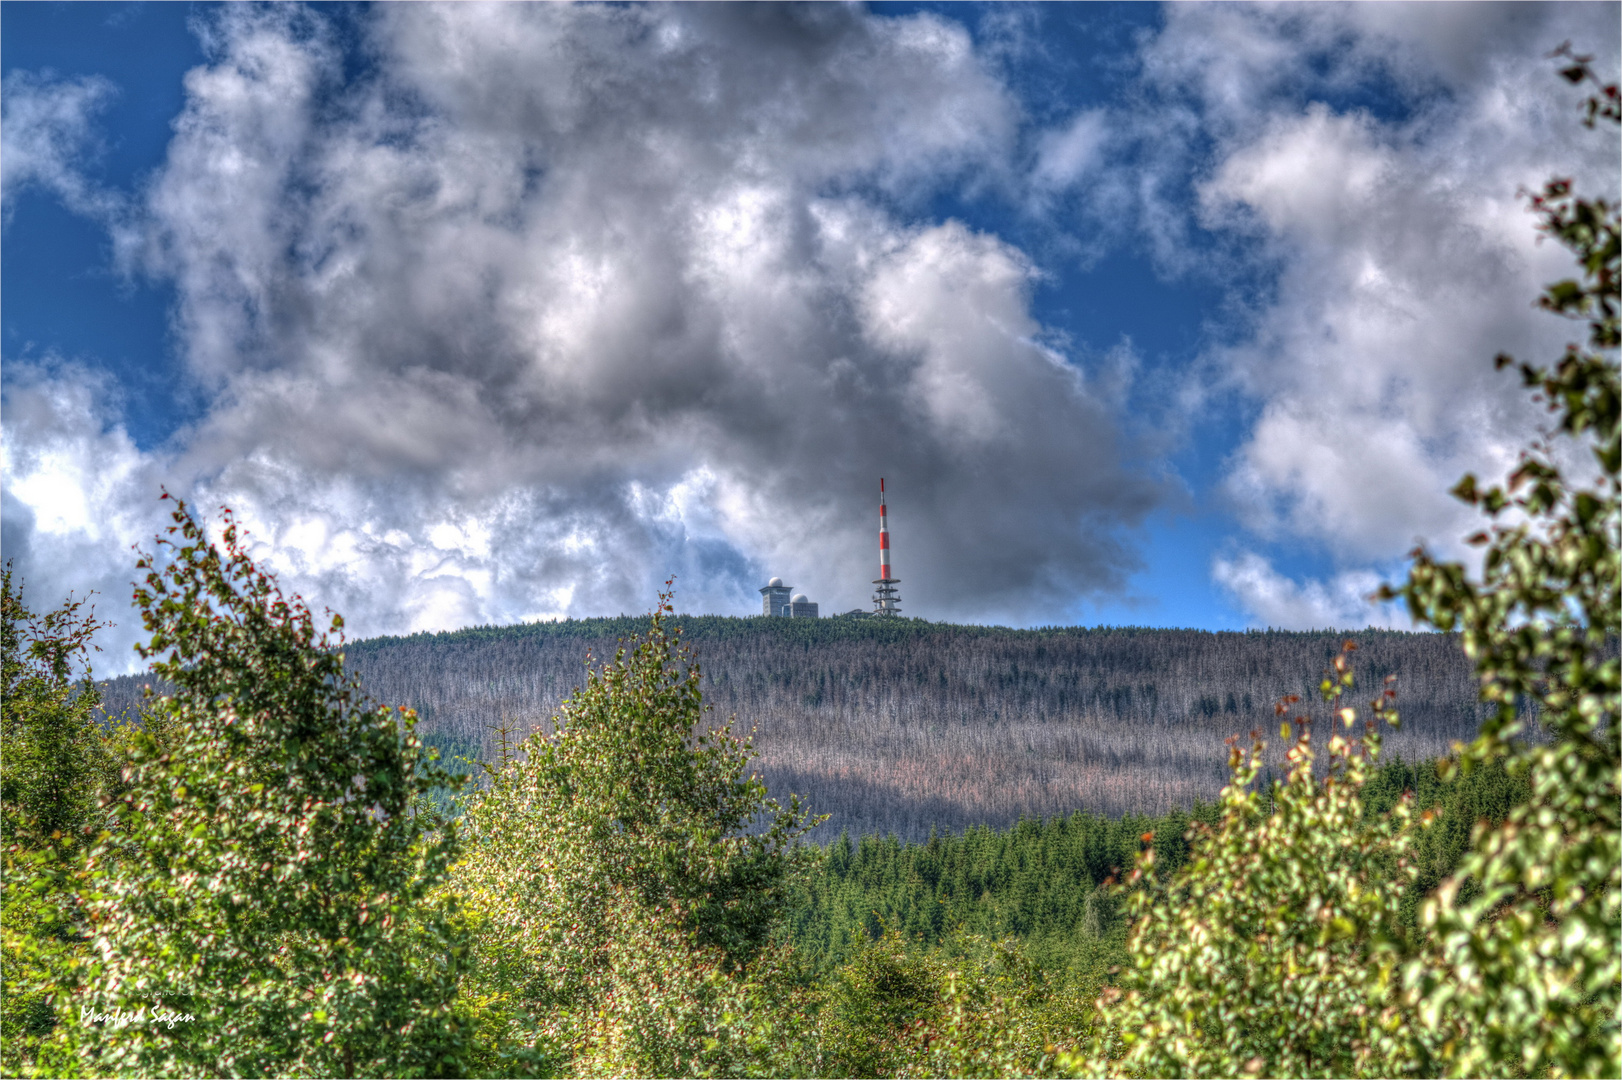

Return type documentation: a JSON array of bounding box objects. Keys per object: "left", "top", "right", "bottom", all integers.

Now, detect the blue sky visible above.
[{"left": 3, "top": 2, "right": 1617, "bottom": 670}]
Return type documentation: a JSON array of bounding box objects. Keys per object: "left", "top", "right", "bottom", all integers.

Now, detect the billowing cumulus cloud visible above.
[
  {"left": 3, "top": 3, "right": 1163, "bottom": 668},
  {"left": 1138, "top": 2, "right": 1619, "bottom": 627},
  {"left": 1, "top": 362, "right": 160, "bottom": 662},
  {"left": 6, "top": 2, "right": 1616, "bottom": 660}
]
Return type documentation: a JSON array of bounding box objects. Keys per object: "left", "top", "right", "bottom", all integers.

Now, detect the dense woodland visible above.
[
  {"left": 101, "top": 618, "right": 1491, "bottom": 843},
  {"left": 29, "top": 564, "right": 1550, "bottom": 1080},
  {"left": 8, "top": 70, "right": 1616, "bottom": 1078},
  {"left": 787, "top": 754, "right": 1529, "bottom": 975}
]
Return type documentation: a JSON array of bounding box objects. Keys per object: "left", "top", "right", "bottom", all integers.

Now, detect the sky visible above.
[{"left": 3, "top": 1, "right": 1618, "bottom": 673}]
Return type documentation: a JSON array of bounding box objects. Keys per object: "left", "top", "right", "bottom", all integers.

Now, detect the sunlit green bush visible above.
[
  {"left": 1391, "top": 50, "right": 1619, "bottom": 1080},
  {"left": 449, "top": 588, "right": 818, "bottom": 1075},
  {"left": 1, "top": 569, "right": 122, "bottom": 1076},
  {"left": 1067, "top": 644, "right": 1436, "bottom": 1079},
  {"left": 56, "top": 499, "right": 471, "bottom": 1079},
  {"left": 1069, "top": 53, "right": 1619, "bottom": 1080}
]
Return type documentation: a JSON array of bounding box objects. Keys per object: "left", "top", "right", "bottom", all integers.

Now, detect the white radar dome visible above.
[
  {"left": 791, "top": 594, "right": 809, "bottom": 604},
  {"left": 768, "top": 577, "right": 784, "bottom": 587}
]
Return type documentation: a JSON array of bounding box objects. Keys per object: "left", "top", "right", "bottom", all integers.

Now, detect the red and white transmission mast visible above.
[{"left": 871, "top": 477, "right": 901, "bottom": 616}]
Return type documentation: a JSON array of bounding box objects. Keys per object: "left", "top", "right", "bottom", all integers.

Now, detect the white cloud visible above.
[
  {"left": 1, "top": 362, "right": 159, "bottom": 666},
  {"left": 4, "top": 3, "right": 1165, "bottom": 669},
  {"left": 0, "top": 71, "right": 122, "bottom": 224},
  {"left": 1033, "top": 109, "right": 1109, "bottom": 192},
  {"left": 1212, "top": 551, "right": 1408, "bottom": 631},
  {"left": 1134, "top": 2, "right": 1620, "bottom": 607},
  {"left": 12, "top": 3, "right": 1611, "bottom": 654}
]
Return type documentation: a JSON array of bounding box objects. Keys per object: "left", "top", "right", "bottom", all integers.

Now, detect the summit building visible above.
[{"left": 759, "top": 578, "right": 818, "bottom": 618}]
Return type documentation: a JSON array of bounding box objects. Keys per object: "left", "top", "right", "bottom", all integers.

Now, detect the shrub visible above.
[
  {"left": 1070, "top": 51, "right": 1619, "bottom": 1080},
  {"left": 0, "top": 569, "right": 120, "bottom": 1075},
  {"left": 0, "top": 568, "right": 117, "bottom": 855},
  {"left": 450, "top": 587, "right": 818, "bottom": 1074},
  {"left": 815, "top": 926, "right": 947, "bottom": 1077},
  {"left": 1067, "top": 645, "right": 1434, "bottom": 1078},
  {"left": 1389, "top": 49, "right": 1620, "bottom": 1079},
  {"left": 57, "top": 498, "right": 470, "bottom": 1078}
]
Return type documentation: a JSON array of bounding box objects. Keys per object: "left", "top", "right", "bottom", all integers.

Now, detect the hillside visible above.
[{"left": 98, "top": 615, "right": 1488, "bottom": 843}]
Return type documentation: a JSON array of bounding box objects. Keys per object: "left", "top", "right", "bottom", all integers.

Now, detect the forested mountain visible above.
[{"left": 98, "top": 616, "right": 1486, "bottom": 843}]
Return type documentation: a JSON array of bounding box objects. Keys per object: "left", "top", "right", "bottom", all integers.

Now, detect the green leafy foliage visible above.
[
  {"left": 1, "top": 568, "right": 118, "bottom": 855},
  {"left": 817, "top": 927, "right": 947, "bottom": 1076},
  {"left": 450, "top": 586, "right": 819, "bottom": 1074},
  {"left": 1069, "top": 646, "right": 1436, "bottom": 1078},
  {"left": 58, "top": 498, "right": 470, "bottom": 1078},
  {"left": 1386, "top": 51, "right": 1621, "bottom": 1080},
  {"left": 1, "top": 569, "right": 121, "bottom": 1075},
  {"left": 1070, "top": 54, "right": 1619, "bottom": 1080},
  {"left": 1360, "top": 754, "right": 1532, "bottom": 928}
]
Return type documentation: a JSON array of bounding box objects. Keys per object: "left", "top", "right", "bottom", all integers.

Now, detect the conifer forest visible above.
[
  {"left": 1, "top": 56, "right": 1617, "bottom": 1080},
  {"left": 100, "top": 616, "right": 1494, "bottom": 844}
]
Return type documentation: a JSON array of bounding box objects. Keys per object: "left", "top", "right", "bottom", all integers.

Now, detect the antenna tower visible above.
[{"left": 871, "top": 477, "right": 901, "bottom": 616}]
